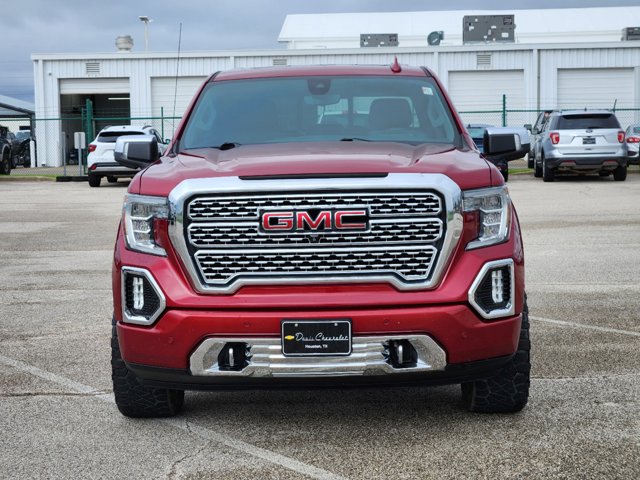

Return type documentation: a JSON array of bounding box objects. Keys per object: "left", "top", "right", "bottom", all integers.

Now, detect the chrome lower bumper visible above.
[{"left": 189, "top": 335, "right": 447, "bottom": 378}]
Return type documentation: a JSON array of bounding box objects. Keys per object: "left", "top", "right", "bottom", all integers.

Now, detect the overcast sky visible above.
[{"left": 2, "top": 0, "right": 638, "bottom": 104}]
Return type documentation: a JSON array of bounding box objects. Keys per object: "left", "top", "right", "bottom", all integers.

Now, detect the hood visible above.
[{"left": 134, "top": 142, "right": 497, "bottom": 196}]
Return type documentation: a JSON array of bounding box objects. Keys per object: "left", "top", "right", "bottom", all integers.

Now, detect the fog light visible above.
[
  {"left": 121, "top": 267, "right": 166, "bottom": 325},
  {"left": 468, "top": 259, "right": 514, "bottom": 319},
  {"left": 132, "top": 277, "right": 145, "bottom": 310},
  {"left": 491, "top": 270, "right": 504, "bottom": 303}
]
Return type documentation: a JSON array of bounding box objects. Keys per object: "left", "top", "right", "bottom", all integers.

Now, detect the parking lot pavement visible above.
[{"left": 0, "top": 175, "right": 638, "bottom": 479}]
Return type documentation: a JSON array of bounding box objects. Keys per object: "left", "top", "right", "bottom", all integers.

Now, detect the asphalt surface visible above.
[{"left": 0, "top": 172, "right": 638, "bottom": 479}]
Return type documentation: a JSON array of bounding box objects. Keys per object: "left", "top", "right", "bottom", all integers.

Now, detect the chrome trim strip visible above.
[
  {"left": 168, "top": 173, "right": 463, "bottom": 294},
  {"left": 120, "top": 266, "right": 166, "bottom": 326},
  {"left": 189, "top": 335, "right": 447, "bottom": 377},
  {"left": 468, "top": 259, "right": 515, "bottom": 320},
  {"left": 187, "top": 191, "right": 442, "bottom": 221}
]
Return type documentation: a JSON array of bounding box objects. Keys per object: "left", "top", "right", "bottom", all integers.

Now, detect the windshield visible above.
[
  {"left": 15, "top": 131, "right": 30, "bottom": 141},
  {"left": 180, "top": 76, "right": 460, "bottom": 150}
]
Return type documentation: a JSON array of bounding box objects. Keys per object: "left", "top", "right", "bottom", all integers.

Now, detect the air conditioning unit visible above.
[
  {"left": 360, "top": 33, "right": 399, "bottom": 48},
  {"left": 463, "top": 15, "right": 515, "bottom": 44},
  {"left": 621, "top": 27, "right": 640, "bottom": 41}
]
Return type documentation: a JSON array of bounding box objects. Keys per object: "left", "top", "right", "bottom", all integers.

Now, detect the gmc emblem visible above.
[{"left": 260, "top": 209, "right": 369, "bottom": 233}]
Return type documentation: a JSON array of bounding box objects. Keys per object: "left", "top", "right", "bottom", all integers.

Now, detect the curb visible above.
[{"left": 56, "top": 176, "right": 88, "bottom": 182}]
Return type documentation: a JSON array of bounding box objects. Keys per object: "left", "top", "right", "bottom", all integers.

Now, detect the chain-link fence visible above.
[
  {"left": 3, "top": 111, "right": 181, "bottom": 176},
  {"left": 5, "top": 95, "right": 640, "bottom": 177}
]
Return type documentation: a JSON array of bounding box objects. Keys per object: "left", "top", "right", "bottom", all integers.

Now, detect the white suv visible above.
[{"left": 87, "top": 125, "right": 167, "bottom": 187}]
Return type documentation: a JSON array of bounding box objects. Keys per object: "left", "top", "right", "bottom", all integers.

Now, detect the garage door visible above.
[
  {"left": 557, "top": 68, "right": 634, "bottom": 110},
  {"left": 59, "top": 78, "right": 129, "bottom": 95},
  {"left": 151, "top": 77, "right": 207, "bottom": 119},
  {"left": 448, "top": 70, "right": 525, "bottom": 126}
]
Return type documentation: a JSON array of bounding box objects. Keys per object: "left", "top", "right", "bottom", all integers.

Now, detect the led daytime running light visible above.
[
  {"left": 463, "top": 186, "right": 511, "bottom": 250},
  {"left": 123, "top": 194, "right": 169, "bottom": 256}
]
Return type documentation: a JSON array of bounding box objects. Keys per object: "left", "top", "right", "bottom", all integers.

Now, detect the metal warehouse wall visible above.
[{"left": 32, "top": 43, "right": 640, "bottom": 167}]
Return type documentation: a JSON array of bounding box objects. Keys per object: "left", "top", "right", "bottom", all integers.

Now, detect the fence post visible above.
[
  {"left": 85, "top": 99, "right": 94, "bottom": 175},
  {"left": 161, "top": 106, "right": 164, "bottom": 141},
  {"left": 502, "top": 94, "right": 507, "bottom": 127}
]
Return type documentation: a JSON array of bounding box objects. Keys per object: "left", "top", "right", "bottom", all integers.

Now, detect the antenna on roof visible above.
[
  {"left": 390, "top": 57, "right": 402, "bottom": 73},
  {"left": 172, "top": 22, "right": 183, "bottom": 135}
]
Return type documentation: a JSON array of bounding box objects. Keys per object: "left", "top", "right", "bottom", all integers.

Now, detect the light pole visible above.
[{"left": 139, "top": 16, "right": 152, "bottom": 52}]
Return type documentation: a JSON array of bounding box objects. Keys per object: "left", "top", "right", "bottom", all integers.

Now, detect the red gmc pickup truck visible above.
[{"left": 111, "top": 64, "right": 530, "bottom": 417}]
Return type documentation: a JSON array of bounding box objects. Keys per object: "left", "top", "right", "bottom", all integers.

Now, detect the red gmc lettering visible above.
[
  {"left": 296, "top": 211, "right": 331, "bottom": 231},
  {"left": 262, "top": 212, "right": 293, "bottom": 230},
  {"left": 335, "top": 210, "right": 367, "bottom": 230}
]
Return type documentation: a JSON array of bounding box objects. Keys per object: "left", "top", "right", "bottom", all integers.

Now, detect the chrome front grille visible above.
[
  {"left": 167, "top": 174, "right": 464, "bottom": 294},
  {"left": 188, "top": 218, "right": 443, "bottom": 248},
  {"left": 195, "top": 247, "right": 437, "bottom": 283},
  {"left": 188, "top": 192, "right": 441, "bottom": 220}
]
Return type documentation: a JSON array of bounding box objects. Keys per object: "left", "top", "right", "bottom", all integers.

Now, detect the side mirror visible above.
[
  {"left": 523, "top": 124, "right": 532, "bottom": 131},
  {"left": 531, "top": 127, "right": 540, "bottom": 135},
  {"left": 114, "top": 135, "right": 159, "bottom": 170},
  {"left": 483, "top": 127, "right": 531, "bottom": 162}
]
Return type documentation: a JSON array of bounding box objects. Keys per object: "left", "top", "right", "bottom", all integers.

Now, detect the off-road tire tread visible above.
[
  {"left": 111, "top": 319, "right": 184, "bottom": 418},
  {"left": 461, "top": 299, "right": 530, "bottom": 413}
]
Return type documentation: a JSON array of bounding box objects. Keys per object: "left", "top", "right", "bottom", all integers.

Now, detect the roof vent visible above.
[
  {"left": 476, "top": 53, "right": 492, "bottom": 67},
  {"left": 115, "top": 35, "right": 134, "bottom": 53},
  {"left": 85, "top": 62, "right": 101, "bottom": 75},
  {"left": 272, "top": 58, "right": 288, "bottom": 66}
]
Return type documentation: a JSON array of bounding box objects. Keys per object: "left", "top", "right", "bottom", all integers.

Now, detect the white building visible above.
[
  {"left": 278, "top": 7, "right": 639, "bottom": 48},
  {"left": 31, "top": 7, "right": 640, "bottom": 166}
]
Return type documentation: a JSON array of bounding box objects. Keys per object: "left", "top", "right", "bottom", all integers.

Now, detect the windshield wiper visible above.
[{"left": 340, "top": 137, "right": 372, "bottom": 142}]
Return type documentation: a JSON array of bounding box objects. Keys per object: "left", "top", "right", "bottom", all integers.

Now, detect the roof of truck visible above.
[{"left": 214, "top": 64, "right": 430, "bottom": 81}]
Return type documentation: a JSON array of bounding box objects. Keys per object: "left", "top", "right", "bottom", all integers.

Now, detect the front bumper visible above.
[{"left": 117, "top": 304, "right": 522, "bottom": 388}]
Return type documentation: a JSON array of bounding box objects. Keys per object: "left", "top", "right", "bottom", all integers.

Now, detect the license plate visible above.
[
  {"left": 281, "top": 319, "right": 352, "bottom": 356},
  {"left": 583, "top": 137, "right": 596, "bottom": 145}
]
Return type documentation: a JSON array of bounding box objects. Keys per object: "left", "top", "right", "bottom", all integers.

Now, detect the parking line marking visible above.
[
  {"left": 0, "top": 353, "right": 346, "bottom": 480},
  {"left": 530, "top": 316, "right": 640, "bottom": 337}
]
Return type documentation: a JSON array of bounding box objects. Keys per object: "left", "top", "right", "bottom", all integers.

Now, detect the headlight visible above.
[
  {"left": 123, "top": 194, "right": 169, "bottom": 256},
  {"left": 462, "top": 186, "right": 511, "bottom": 249}
]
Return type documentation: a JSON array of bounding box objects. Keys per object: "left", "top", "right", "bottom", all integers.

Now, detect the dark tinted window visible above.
[
  {"left": 97, "top": 131, "right": 144, "bottom": 143},
  {"left": 556, "top": 114, "right": 620, "bottom": 130},
  {"left": 181, "top": 76, "right": 460, "bottom": 150}
]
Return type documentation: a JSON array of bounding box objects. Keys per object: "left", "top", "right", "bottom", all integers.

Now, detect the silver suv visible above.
[{"left": 533, "top": 110, "right": 628, "bottom": 182}]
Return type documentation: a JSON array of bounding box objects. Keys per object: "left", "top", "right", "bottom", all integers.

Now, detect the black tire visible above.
[
  {"left": 613, "top": 165, "right": 627, "bottom": 182},
  {"left": 461, "top": 299, "right": 531, "bottom": 413},
  {"left": 527, "top": 154, "right": 534, "bottom": 169},
  {"left": 107, "top": 176, "right": 118, "bottom": 184},
  {"left": 88, "top": 173, "right": 101, "bottom": 187},
  {"left": 111, "top": 319, "right": 184, "bottom": 418},
  {"left": 501, "top": 168, "right": 509, "bottom": 182},
  {"left": 533, "top": 155, "right": 542, "bottom": 178},
  {"left": 0, "top": 152, "right": 10, "bottom": 175},
  {"left": 542, "top": 156, "right": 554, "bottom": 182}
]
